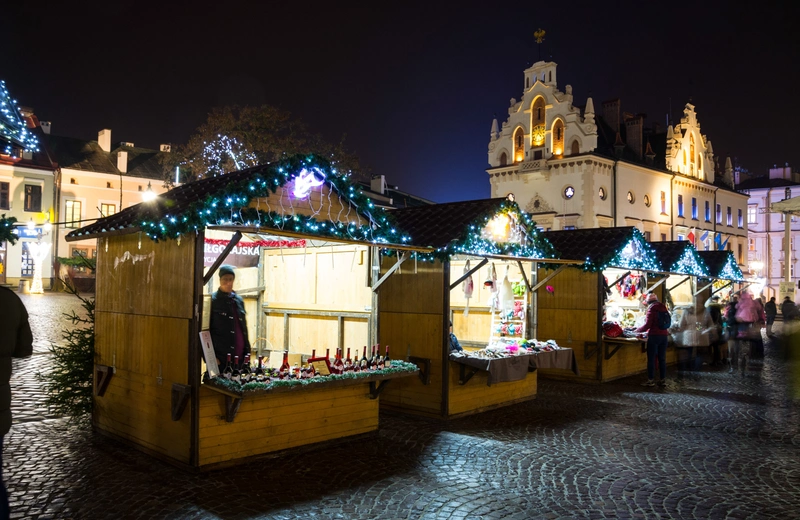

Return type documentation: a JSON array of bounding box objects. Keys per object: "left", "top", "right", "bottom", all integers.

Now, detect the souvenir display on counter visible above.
[
  {"left": 451, "top": 338, "right": 564, "bottom": 359},
  {"left": 462, "top": 259, "right": 474, "bottom": 317},
  {"left": 606, "top": 305, "right": 623, "bottom": 322},
  {"left": 612, "top": 273, "right": 646, "bottom": 301}
]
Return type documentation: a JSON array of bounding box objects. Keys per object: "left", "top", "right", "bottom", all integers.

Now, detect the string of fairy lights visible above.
[{"left": 0, "top": 80, "right": 39, "bottom": 156}]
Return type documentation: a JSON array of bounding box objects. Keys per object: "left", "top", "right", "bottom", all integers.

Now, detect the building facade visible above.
[
  {"left": 738, "top": 164, "right": 800, "bottom": 299},
  {"left": 486, "top": 61, "right": 749, "bottom": 267}
]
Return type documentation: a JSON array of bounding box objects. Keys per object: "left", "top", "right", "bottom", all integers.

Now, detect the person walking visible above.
[
  {"left": 0, "top": 286, "right": 34, "bottom": 520},
  {"left": 704, "top": 295, "right": 724, "bottom": 366},
  {"left": 765, "top": 296, "right": 777, "bottom": 337},
  {"left": 725, "top": 297, "right": 739, "bottom": 373},
  {"left": 636, "top": 293, "right": 670, "bottom": 387},
  {"left": 734, "top": 292, "right": 760, "bottom": 376},
  {"left": 676, "top": 304, "right": 712, "bottom": 377}
]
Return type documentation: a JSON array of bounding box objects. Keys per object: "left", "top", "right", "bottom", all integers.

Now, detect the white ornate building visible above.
[{"left": 486, "top": 60, "right": 749, "bottom": 268}]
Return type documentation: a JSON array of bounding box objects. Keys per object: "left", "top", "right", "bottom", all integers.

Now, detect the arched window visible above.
[
  {"left": 513, "top": 128, "right": 525, "bottom": 163},
  {"left": 571, "top": 140, "right": 580, "bottom": 155},
  {"left": 499, "top": 152, "right": 508, "bottom": 166},
  {"left": 552, "top": 119, "right": 565, "bottom": 156},
  {"left": 531, "top": 97, "right": 546, "bottom": 147},
  {"left": 690, "top": 134, "right": 695, "bottom": 163}
]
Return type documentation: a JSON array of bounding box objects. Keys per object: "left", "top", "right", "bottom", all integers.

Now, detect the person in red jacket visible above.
[{"left": 636, "top": 292, "right": 671, "bottom": 387}]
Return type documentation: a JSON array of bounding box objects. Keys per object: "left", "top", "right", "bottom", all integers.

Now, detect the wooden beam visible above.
[
  {"left": 516, "top": 260, "right": 533, "bottom": 292},
  {"left": 608, "top": 270, "right": 632, "bottom": 289},
  {"left": 449, "top": 258, "right": 488, "bottom": 290},
  {"left": 694, "top": 280, "right": 715, "bottom": 296},
  {"left": 202, "top": 230, "right": 243, "bottom": 284},
  {"left": 710, "top": 281, "right": 733, "bottom": 297},
  {"left": 667, "top": 276, "right": 691, "bottom": 292},
  {"left": 371, "top": 252, "right": 408, "bottom": 292},
  {"left": 647, "top": 276, "right": 669, "bottom": 293},
  {"left": 530, "top": 265, "right": 568, "bottom": 292}
]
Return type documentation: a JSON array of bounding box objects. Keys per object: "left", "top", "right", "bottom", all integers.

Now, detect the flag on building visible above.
[
  {"left": 687, "top": 228, "right": 696, "bottom": 245},
  {"left": 721, "top": 236, "right": 730, "bottom": 249},
  {"left": 700, "top": 230, "right": 709, "bottom": 242},
  {"left": 714, "top": 233, "right": 722, "bottom": 250}
]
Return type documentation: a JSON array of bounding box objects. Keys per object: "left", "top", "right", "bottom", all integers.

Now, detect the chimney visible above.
[
  {"left": 370, "top": 175, "right": 387, "bottom": 194},
  {"left": 614, "top": 132, "right": 625, "bottom": 158},
  {"left": 98, "top": 129, "right": 111, "bottom": 152},
  {"left": 624, "top": 114, "right": 645, "bottom": 160},
  {"left": 602, "top": 99, "right": 621, "bottom": 135},
  {"left": 40, "top": 121, "right": 51, "bottom": 134},
  {"left": 117, "top": 150, "right": 128, "bottom": 173}
]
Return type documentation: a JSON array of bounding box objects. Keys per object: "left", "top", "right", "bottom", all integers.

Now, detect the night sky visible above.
[{"left": 4, "top": 2, "right": 798, "bottom": 202}]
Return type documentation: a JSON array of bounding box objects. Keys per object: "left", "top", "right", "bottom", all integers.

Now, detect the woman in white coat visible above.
[{"left": 675, "top": 305, "right": 713, "bottom": 377}]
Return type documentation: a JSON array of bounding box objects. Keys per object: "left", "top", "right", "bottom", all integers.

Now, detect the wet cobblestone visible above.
[{"left": 3, "top": 292, "right": 800, "bottom": 519}]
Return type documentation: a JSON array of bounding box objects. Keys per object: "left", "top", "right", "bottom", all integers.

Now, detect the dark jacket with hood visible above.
[
  {"left": 210, "top": 290, "right": 251, "bottom": 366},
  {"left": 0, "top": 287, "right": 33, "bottom": 435}
]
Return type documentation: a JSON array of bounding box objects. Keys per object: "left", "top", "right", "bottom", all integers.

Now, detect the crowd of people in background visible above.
[{"left": 640, "top": 290, "right": 800, "bottom": 386}]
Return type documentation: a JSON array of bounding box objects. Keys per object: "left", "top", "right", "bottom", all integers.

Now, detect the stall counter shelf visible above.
[{"left": 197, "top": 362, "right": 419, "bottom": 467}]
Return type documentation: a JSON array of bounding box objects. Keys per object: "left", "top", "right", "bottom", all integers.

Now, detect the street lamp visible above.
[{"left": 142, "top": 181, "right": 157, "bottom": 202}]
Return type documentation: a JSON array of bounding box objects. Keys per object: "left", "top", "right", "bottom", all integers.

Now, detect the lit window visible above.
[
  {"left": 660, "top": 191, "right": 666, "bottom": 214},
  {"left": 738, "top": 209, "right": 743, "bottom": 228},
  {"left": 564, "top": 186, "right": 575, "bottom": 199},
  {"left": 0, "top": 182, "right": 8, "bottom": 210},
  {"left": 727, "top": 207, "right": 732, "bottom": 226},
  {"left": 705, "top": 201, "right": 711, "bottom": 222},
  {"left": 598, "top": 187, "right": 606, "bottom": 200},
  {"left": 749, "top": 238, "right": 756, "bottom": 251},
  {"left": 677, "top": 195, "right": 684, "bottom": 217},
  {"left": 644, "top": 195, "right": 651, "bottom": 207},
  {"left": 627, "top": 191, "right": 635, "bottom": 204},
  {"left": 691, "top": 198, "right": 697, "bottom": 219},
  {"left": 747, "top": 204, "right": 758, "bottom": 224},
  {"left": 100, "top": 203, "right": 116, "bottom": 217},
  {"left": 65, "top": 200, "right": 82, "bottom": 229},
  {"left": 716, "top": 204, "right": 722, "bottom": 224},
  {"left": 24, "top": 185, "right": 42, "bottom": 212}
]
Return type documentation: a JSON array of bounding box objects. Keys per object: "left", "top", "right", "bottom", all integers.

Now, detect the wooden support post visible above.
[
  {"left": 584, "top": 341, "right": 600, "bottom": 361},
  {"left": 95, "top": 365, "right": 114, "bottom": 397},
  {"left": 458, "top": 363, "right": 480, "bottom": 386},
  {"left": 516, "top": 261, "right": 533, "bottom": 292},
  {"left": 368, "top": 380, "right": 390, "bottom": 399},
  {"left": 171, "top": 383, "right": 192, "bottom": 421},
  {"left": 449, "top": 258, "right": 488, "bottom": 290},
  {"left": 372, "top": 252, "right": 408, "bottom": 292},
  {"left": 408, "top": 356, "right": 431, "bottom": 385},
  {"left": 224, "top": 396, "right": 242, "bottom": 422}
]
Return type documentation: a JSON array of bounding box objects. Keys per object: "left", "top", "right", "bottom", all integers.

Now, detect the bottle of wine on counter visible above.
[
  {"left": 360, "top": 346, "right": 369, "bottom": 371},
  {"left": 231, "top": 356, "right": 241, "bottom": 384},
  {"left": 279, "top": 350, "right": 290, "bottom": 379},
  {"left": 369, "top": 345, "right": 378, "bottom": 371},
  {"left": 240, "top": 354, "right": 251, "bottom": 383},
  {"left": 254, "top": 356, "right": 265, "bottom": 382},
  {"left": 223, "top": 354, "right": 233, "bottom": 380},
  {"left": 377, "top": 346, "right": 385, "bottom": 370},
  {"left": 344, "top": 348, "right": 353, "bottom": 372},
  {"left": 333, "top": 348, "right": 344, "bottom": 374},
  {"left": 384, "top": 345, "right": 391, "bottom": 368}
]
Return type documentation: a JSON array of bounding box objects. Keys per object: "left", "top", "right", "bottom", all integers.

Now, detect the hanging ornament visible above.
[
  {"left": 463, "top": 260, "right": 474, "bottom": 317},
  {"left": 487, "top": 263, "right": 499, "bottom": 310}
]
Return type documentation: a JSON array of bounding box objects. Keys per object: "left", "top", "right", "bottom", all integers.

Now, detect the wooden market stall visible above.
[
  {"left": 374, "top": 197, "right": 579, "bottom": 419},
  {"left": 65, "top": 155, "right": 421, "bottom": 470},
  {"left": 533, "top": 228, "right": 702, "bottom": 383}
]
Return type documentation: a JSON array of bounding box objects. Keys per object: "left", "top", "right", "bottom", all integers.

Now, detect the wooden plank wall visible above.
[
  {"left": 198, "top": 384, "right": 378, "bottom": 467},
  {"left": 535, "top": 267, "right": 600, "bottom": 382},
  {"left": 94, "top": 233, "right": 193, "bottom": 464},
  {"left": 447, "top": 366, "right": 537, "bottom": 416},
  {"left": 260, "top": 244, "right": 371, "bottom": 357},
  {"left": 378, "top": 257, "right": 446, "bottom": 417}
]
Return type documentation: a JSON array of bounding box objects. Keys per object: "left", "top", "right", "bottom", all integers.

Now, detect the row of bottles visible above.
[{"left": 220, "top": 345, "right": 391, "bottom": 384}]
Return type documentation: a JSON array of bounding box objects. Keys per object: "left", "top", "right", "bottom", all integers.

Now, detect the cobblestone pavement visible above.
[{"left": 4, "top": 292, "right": 800, "bottom": 519}]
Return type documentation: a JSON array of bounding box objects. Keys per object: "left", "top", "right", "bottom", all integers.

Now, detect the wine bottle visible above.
[
  {"left": 231, "top": 356, "right": 241, "bottom": 384},
  {"left": 345, "top": 348, "right": 353, "bottom": 372},
  {"left": 325, "top": 348, "right": 330, "bottom": 362},
  {"left": 360, "top": 346, "right": 369, "bottom": 371},
  {"left": 377, "top": 346, "right": 385, "bottom": 370},
  {"left": 279, "top": 350, "right": 290, "bottom": 379},
  {"left": 333, "top": 348, "right": 344, "bottom": 374},
  {"left": 369, "top": 345, "right": 378, "bottom": 371},
  {"left": 223, "top": 353, "right": 233, "bottom": 380},
  {"left": 241, "top": 354, "right": 251, "bottom": 383},
  {"left": 384, "top": 345, "right": 391, "bottom": 368},
  {"left": 254, "top": 355, "right": 264, "bottom": 382}
]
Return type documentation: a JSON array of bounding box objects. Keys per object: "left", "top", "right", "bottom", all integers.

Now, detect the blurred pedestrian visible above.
[
  {"left": 765, "top": 296, "right": 777, "bottom": 337},
  {"left": 725, "top": 297, "right": 739, "bottom": 373},
  {"left": 704, "top": 295, "right": 724, "bottom": 366},
  {"left": 781, "top": 296, "right": 799, "bottom": 322},
  {"left": 0, "top": 286, "right": 34, "bottom": 520},
  {"left": 676, "top": 304, "right": 712, "bottom": 377},
  {"left": 636, "top": 293, "right": 670, "bottom": 387},
  {"left": 734, "top": 292, "right": 760, "bottom": 376}
]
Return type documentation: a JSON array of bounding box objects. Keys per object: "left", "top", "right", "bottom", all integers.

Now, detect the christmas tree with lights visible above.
[{"left": 0, "top": 79, "right": 39, "bottom": 156}]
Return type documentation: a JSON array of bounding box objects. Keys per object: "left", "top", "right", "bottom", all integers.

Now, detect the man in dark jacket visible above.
[
  {"left": 635, "top": 292, "right": 670, "bottom": 387},
  {"left": 210, "top": 265, "right": 251, "bottom": 370},
  {"left": 782, "top": 297, "right": 799, "bottom": 323},
  {"left": 0, "top": 286, "right": 33, "bottom": 519},
  {"left": 765, "top": 297, "right": 777, "bottom": 337}
]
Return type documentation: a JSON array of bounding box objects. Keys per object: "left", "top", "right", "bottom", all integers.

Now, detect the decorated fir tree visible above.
[{"left": 0, "top": 80, "right": 39, "bottom": 156}]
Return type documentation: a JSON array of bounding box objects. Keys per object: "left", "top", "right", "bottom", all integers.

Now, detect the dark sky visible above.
[{"left": 4, "top": 1, "right": 798, "bottom": 202}]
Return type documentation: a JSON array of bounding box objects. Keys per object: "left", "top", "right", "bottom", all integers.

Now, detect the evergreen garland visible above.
[{"left": 36, "top": 281, "right": 94, "bottom": 425}]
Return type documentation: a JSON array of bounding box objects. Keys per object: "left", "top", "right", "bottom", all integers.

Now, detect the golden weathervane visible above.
[{"left": 534, "top": 29, "right": 546, "bottom": 44}]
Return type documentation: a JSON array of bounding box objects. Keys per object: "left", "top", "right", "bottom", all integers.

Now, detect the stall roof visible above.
[
  {"left": 66, "top": 154, "right": 406, "bottom": 246},
  {"left": 542, "top": 227, "right": 661, "bottom": 272},
  {"left": 647, "top": 241, "right": 709, "bottom": 277},
  {"left": 386, "top": 197, "right": 556, "bottom": 260},
  {"left": 769, "top": 195, "right": 800, "bottom": 216},
  {"left": 696, "top": 250, "right": 746, "bottom": 281}
]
